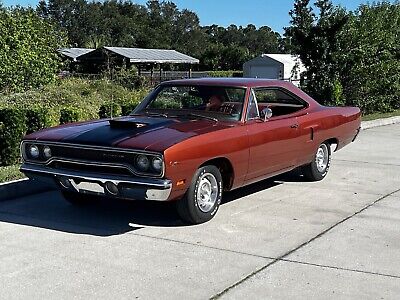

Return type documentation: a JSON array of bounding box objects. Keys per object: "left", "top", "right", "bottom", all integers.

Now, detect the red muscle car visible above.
[{"left": 20, "top": 78, "right": 361, "bottom": 224}]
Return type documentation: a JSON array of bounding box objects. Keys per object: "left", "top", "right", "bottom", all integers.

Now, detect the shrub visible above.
[
  {"left": 60, "top": 107, "right": 82, "bottom": 124},
  {"left": 207, "top": 71, "right": 243, "bottom": 78},
  {"left": 121, "top": 102, "right": 138, "bottom": 116},
  {"left": 0, "top": 108, "right": 27, "bottom": 166},
  {"left": 99, "top": 102, "right": 122, "bottom": 119},
  {"left": 112, "top": 67, "right": 148, "bottom": 90},
  {"left": 25, "top": 107, "right": 52, "bottom": 134},
  {"left": 0, "top": 78, "right": 150, "bottom": 121}
]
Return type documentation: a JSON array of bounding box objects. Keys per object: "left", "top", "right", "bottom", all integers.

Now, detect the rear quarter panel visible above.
[{"left": 302, "top": 106, "right": 361, "bottom": 163}]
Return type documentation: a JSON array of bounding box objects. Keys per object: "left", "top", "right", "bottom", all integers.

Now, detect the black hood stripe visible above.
[{"left": 61, "top": 117, "right": 175, "bottom": 147}]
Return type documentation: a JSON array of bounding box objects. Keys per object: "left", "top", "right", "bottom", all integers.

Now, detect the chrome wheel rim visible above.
[
  {"left": 197, "top": 172, "right": 218, "bottom": 213},
  {"left": 315, "top": 144, "right": 329, "bottom": 173}
]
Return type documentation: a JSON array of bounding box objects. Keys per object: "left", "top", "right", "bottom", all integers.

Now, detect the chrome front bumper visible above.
[{"left": 20, "top": 163, "right": 172, "bottom": 201}]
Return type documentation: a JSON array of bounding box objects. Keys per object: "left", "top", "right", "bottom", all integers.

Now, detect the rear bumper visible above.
[{"left": 20, "top": 163, "right": 172, "bottom": 201}]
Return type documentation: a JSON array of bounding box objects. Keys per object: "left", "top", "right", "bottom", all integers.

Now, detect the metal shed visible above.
[{"left": 243, "top": 54, "right": 305, "bottom": 86}]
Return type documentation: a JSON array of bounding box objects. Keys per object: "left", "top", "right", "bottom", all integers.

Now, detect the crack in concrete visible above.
[
  {"left": 129, "top": 231, "right": 400, "bottom": 281},
  {"left": 209, "top": 187, "right": 400, "bottom": 299},
  {"left": 280, "top": 258, "right": 400, "bottom": 280}
]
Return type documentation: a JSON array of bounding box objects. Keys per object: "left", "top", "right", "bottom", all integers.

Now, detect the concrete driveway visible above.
[{"left": 1, "top": 124, "right": 399, "bottom": 299}]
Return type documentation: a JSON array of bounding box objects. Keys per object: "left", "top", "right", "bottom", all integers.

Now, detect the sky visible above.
[{"left": 1, "top": 0, "right": 392, "bottom": 33}]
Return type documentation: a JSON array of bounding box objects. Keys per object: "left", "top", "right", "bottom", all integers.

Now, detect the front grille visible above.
[
  {"left": 50, "top": 161, "right": 133, "bottom": 177},
  {"left": 50, "top": 145, "right": 136, "bottom": 165}
]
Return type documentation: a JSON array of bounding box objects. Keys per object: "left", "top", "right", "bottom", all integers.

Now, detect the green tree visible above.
[
  {"left": 285, "top": 0, "right": 348, "bottom": 104},
  {"left": 38, "top": 0, "right": 286, "bottom": 71},
  {"left": 336, "top": 2, "right": 400, "bottom": 113},
  {"left": 0, "top": 7, "right": 67, "bottom": 92}
]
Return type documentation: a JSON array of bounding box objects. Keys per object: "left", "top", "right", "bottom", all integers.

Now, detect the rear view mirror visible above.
[{"left": 261, "top": 107, "right": 273, "bottom": 121}]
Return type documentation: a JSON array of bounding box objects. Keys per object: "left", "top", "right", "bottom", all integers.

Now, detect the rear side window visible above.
[
  {"left": 254, "top": 89, "right": 304, "bottom": 106},
  {"left": 253, "top": 88, "right": 306, "bottom": 117}
]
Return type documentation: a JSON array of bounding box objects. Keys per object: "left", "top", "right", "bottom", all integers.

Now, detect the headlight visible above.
[
  {"left": 136, "top": 155, "right": 150, "bottom": 171},
  {"left": 151, "top": 157, "right": 163, "bottom": 172},
  {"left": 43, "top": 146, "right": 52, "bottom": 159},
  {"left": 29, "top": 145, "right": 40, "bottom": 159}
]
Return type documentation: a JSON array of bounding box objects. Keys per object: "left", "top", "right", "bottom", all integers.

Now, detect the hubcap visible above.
[
  {"left": 315, "top": 144, "right": 329, "bottom": 172},
  {"left": 196, "top": 172, "right": 219, "bottom": 213}
]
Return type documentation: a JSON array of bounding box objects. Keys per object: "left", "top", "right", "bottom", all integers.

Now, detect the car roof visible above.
[
  {"left": 161, "top": 77, "right": 296, "bottom": 88},
  {"left": 160, "top": 77, "right": 320, "bottom": 108}
]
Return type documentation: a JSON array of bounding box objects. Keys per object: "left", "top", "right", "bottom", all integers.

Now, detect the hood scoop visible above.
[{"left": 109, "top": 118, "right": 147, "bottom": 129}]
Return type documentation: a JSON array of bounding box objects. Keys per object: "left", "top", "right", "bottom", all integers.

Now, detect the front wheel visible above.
[
  {"left": 302, "top": 142, "right": 331, "bottom": 181},
  {"left": 176, "top": 165, "right": 223, "bottom": 224}
]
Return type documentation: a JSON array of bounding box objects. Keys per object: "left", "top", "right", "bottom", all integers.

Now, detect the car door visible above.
[{"left": 244, "top": 88, "right": 306, "bottom": 182}]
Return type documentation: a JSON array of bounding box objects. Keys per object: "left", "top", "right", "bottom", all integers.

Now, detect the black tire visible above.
[
  {"left": 302, "top": 142, "right": 332, "bottom": 181},
  {"left": 176, "top": 165, "right": 223, "bottom": 224},
  {"left": 61, "top": 191, "right": 97, "bottom": 205}
]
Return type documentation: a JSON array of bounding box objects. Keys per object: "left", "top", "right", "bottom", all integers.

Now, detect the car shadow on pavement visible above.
[{"left": 0, "top": 171, "right": 301, "bottom": 237}]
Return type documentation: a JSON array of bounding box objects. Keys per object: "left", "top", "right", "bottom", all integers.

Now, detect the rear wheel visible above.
[
  {"left": 302, "top": 142, "right": 331, "bottom": 181},
  {"left": 176, "top": 165, "right": 223, "bottom": 224}
]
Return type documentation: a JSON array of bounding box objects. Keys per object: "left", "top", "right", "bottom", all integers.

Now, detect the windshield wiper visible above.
[{"left": 177, "top": 113, "right": 218, "bottom": 122}]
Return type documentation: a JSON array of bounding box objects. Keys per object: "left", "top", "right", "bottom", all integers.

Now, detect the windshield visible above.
[{"left": 134, "top": 85, "right": 247, "bottom": 121}]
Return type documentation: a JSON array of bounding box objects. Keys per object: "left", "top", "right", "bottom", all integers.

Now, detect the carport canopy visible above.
[
  {"left": 58, "top": 48, "right": 96, "bottom": 62},
  {"left": 78, "top": 46, "right": 199, "bottom": 65}
]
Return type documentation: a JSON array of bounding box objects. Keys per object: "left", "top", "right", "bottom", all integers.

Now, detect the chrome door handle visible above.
[{"left": 290, "top": 124, "right": 299, "bottom": 129}]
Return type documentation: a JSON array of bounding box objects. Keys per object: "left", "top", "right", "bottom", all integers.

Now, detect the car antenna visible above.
[{"left": 111, "top": 94, "right": 114, "bottom": 119}]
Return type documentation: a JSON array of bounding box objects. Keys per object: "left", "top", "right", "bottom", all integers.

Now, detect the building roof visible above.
[
  {"left": 58, "top": 48, "right": 95, "bottom": 61},
  {"left": 261, "top": 54, "right": 306, "bottom": 80},
  {"left": 104, "top": 47, "right": 199, "bottom": 64}
]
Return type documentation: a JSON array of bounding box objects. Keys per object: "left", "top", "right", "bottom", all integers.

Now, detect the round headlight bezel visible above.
[
  {"left": 28, "top": 144, "right": 40, "bottom": 159},
  {"left": 43, "top": 146, "right": 52, "bottom": 159},
  {"left": 135, "top": 154, "right": 150, "bottom": 172},
  {"left": 151, "top": 157, "right": 163, "bottom": 172}
]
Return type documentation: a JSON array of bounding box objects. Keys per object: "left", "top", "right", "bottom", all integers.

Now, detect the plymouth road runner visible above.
[{"left": 20, "top": 78, "right": 361, "bottom": 224}]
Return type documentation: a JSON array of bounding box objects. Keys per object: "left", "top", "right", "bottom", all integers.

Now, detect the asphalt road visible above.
[{"left": 1, "top": 124, "right": 399, "bottom": 299}]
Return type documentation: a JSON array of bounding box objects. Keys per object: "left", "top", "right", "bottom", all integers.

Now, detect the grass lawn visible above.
[
  {"left": 362, "top": 109, "right": 400, "bottom": 121},
  {"left": 0, "top": 165, "right": 25, "bottom": 183}
]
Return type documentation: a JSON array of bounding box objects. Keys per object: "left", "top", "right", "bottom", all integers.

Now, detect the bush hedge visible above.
[
  {"left": 25, "top": 107, "right": 52, "bottom": 134},
  {"left": 60, "top": 107, "right": 82, "bottom": 124},
  {"left": 207, "top": 70, "right": 243, "bottom": 78},
  {"left": 99, "top": 102, "right": 122, "bottom": 119},
  {"left": 0, "top": 78, "right": 148, "bottom": 121},
  {"left": 112, "top": 68, "right": 148, "bottom": 90},
  {"left": 0, "top": 108, "right": 27, "bottom": 166},
  {"left": 121, "top": 102, "right": 138, "bottom": 116}
]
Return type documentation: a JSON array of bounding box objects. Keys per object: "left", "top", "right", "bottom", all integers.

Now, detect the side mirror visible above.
[{"left": 261, "top": 107, "right": 273, "bottom": 121}]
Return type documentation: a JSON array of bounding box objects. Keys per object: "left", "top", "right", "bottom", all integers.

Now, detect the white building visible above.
[{"left": 243, "top": 54, "right": 306, "bottom": 86}]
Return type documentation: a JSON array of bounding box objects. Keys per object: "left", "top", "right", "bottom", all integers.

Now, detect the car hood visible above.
[{"left": 25, "top": 115, "right": 235, "bottom": 152}]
